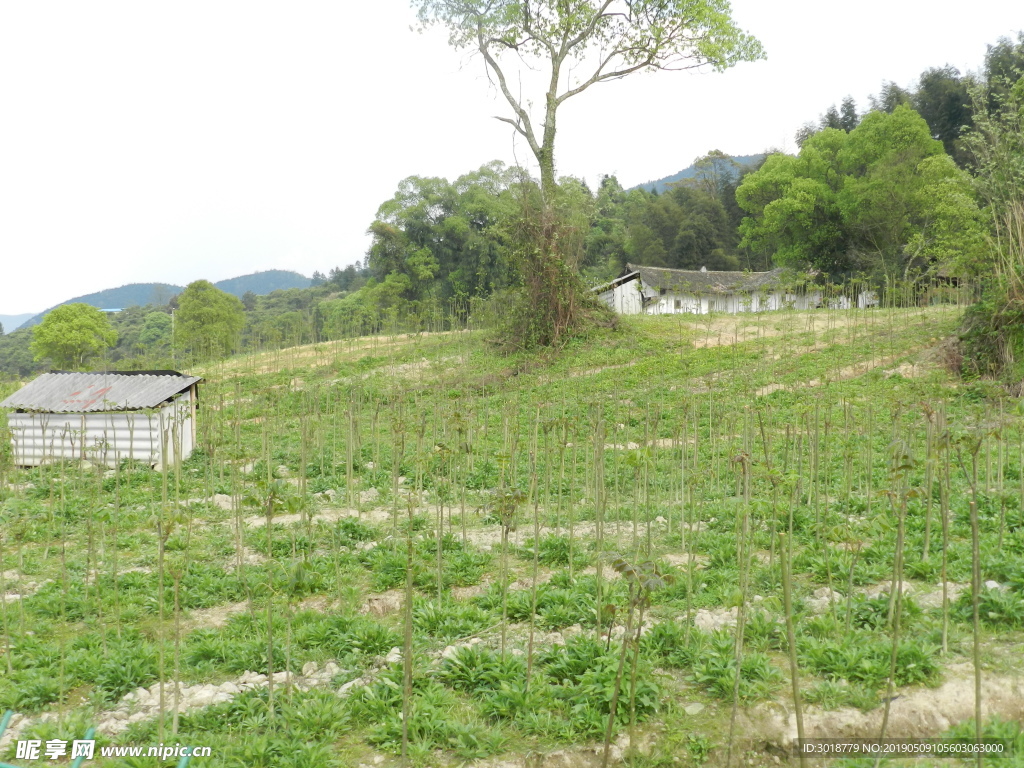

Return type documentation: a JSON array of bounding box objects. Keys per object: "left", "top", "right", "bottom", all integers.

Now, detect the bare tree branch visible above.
[
  {"left": 476, "top": 21, "right": 542, "bottom": 158},
  {"left": 494, "top": 114, "right": 530, "bottom": 139}
]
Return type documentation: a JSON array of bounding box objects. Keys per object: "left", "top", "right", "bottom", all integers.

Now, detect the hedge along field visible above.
[{"left": 0, "top": 297, "right": 1023, "bottom": 768}]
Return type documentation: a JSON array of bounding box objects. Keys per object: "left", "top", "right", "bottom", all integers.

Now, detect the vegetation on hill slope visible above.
[
  {"left": 213, "top": 270, "right": 311, "bottom": 298},
  {"left": 635, "top": 153, "right": 766, "bottom": 195},
  {"left": 1, "top": 298, "right": 1022, "bottom": 767}
]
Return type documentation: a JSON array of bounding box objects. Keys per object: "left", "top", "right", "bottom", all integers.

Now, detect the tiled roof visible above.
[{"left": 625, "top": 264, "right": 787, "bottom": 294}]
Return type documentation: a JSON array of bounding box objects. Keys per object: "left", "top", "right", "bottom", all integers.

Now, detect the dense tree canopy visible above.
[
  {"left": 174, "top": 281, "right": 246, "bottom": 359},
  {"left": 366, "top": 162, "right": 519, "bottom": 304},
  {"left": 30, "top": 303, "right": 117, "bottom": 370},
  {"left": 737, "top": 106, "right": 985, "bottom": 279},
  {"left": 138, "top": 311, "right": 172, "bottom": 352},
  {"left": 622, "top": 184, "right": 739, "bottom": 271}
]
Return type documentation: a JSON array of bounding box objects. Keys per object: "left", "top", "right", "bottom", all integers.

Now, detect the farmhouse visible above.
[
  {"left": 0, "top": 370, "right": 201, "bottom": 469},
  {"left": 594, "top": 263, "right": 825, "bottom": 315}
]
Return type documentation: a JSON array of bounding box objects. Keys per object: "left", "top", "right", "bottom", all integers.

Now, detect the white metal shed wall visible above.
[{"left": 6, "top": 391, "right": 195, "bottom": 469}]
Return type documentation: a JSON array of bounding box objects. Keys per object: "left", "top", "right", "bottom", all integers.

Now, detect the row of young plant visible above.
[{"left": 0, "top": 302, "right": 1022, "bottom": 765}]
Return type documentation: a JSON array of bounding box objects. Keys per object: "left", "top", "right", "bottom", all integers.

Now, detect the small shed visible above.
[
  {"left": 594, "top": 264, "right": 823, "bottom": 315},
  {"left": 0, "top": 371, "right": 201, "bottom": 469}
]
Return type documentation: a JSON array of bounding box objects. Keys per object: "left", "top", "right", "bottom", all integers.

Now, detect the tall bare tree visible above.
[
  {"left": 413, "top": 0, "right": 764, "bottom": 200},
  {"left": 413, "top": 1, "right": 763, "bottom": 346}
]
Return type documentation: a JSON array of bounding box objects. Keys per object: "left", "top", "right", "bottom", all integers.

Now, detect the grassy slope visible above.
[{"left": 1, "top": 305, "right": 1022, "bottom": 767}]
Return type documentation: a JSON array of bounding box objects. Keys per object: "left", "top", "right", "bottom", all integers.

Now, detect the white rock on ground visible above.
[
  {"left": 0, "top": 660, "right": 358, "bottom": 748},
  {"left": 806, "top": 587, "right": 843, "bottom": 614},
  {"left": 362, "top": 591, "right": 402, "bottom": 616},
  {"left": 693, "top": 606, "right": 739, "bottom": 632},
  {"left": 862, "top": 581, "right": 913, "bottom": 599},
  {"left": 916, "top": 582, "right": 968, "bottom": 609}
]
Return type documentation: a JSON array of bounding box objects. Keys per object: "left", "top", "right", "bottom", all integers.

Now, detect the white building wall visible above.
[
  {"left": 598, "top": 280, "right": 644, "bottom": 315},
  {"left": 598, "top": 279, "right": 834, "bottom": 316},
  {"left": 858, "top": 291, "right": 879, "bottom": 308},
  {"left": 6, "top": 391, "right": 196, "bottom": 468},
  {"left": 642, "top": 289, "right": 825, "bottom": 315}
]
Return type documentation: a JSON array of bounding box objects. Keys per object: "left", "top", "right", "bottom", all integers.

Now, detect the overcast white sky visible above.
[{"left": 0, "top": 1, "right": 1020, "bottom": 315}]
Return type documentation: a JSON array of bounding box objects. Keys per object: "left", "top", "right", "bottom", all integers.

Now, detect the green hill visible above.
[
  {"left": 22, "top": 271, "right": 311, "bottom": 328},
  {"left": 0, "top": 313, "right": 36, "bottom": 334},
  {"left": 21, "top": 284, "right": 182, "bottom": 328},
  {"left": 214, "top": 270, "right": 310, "bottom": 297},
  {"left": 635, "top": 153, "right": 766, "bottom": 194}
]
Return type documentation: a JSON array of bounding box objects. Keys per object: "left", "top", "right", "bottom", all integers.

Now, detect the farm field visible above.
[{"left": 1, "top": 303, "right": 1023, "bottom": 768}]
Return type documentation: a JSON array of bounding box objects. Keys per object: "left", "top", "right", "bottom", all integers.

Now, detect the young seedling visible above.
[{"left": 602, "top": 557, "right": 671, "bottom": 768}]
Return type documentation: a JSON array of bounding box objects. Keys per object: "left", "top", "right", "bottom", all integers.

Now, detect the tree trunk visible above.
[{"left": 539, "top": 92, "right": 557, "bottom": 201}]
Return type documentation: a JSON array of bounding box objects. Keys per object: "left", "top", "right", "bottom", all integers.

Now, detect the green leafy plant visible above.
[{"left": 437, "top": 644, "right": 525, "bottom": 694}]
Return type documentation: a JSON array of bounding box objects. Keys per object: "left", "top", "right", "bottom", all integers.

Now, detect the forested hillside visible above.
[
  {"left": 214, "top": 269, "right": 311, "bottom": 297},
  {"left": 17, "top": 271, "right": 311, "bottom": 330},
  {"left": 20, "top": 284, "right": 182, "bottom": 329},
  {"left": 0, "top": 314, "right": 34, "bottom": 334},
  {"left": 0, "top": 33, "right": 1021, "bottom": 381},
  {"left": 636, "top": 153, "right": 766, "bottom": 194}
]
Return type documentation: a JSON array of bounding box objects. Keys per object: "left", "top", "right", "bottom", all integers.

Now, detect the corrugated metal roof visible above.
[
  {"left": 625, "top": 263, "right": 787, "bottom": 294},
  {"left": 0, "top": 372, "right": 201, "bottom": 413}
]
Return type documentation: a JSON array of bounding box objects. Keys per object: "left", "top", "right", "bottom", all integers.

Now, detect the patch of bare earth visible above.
[
  {"left": 184, "top": 601, "right": 249, "bottom": 631},
  {"left": 212, "top": 330, "right": 467, "bottom": 377},
  {"left": 225, "top": 546, "right": 267, "bottom": 572},
  {"left": 756, "top": 348, "right": 930, "bottom": 397},
  {"left": 362, "top": 591, "right": 403, "bottom": 617},
  {"left": 0, "top": 571, "right": 51, "bottom": 604},
  {"left": 243, "top": 506, "right": 390, "bottom": 528},
  {"left": 469, "top": 733, "right": 639, "bottom": 768},
  {"left": 463, "top": 520, "right": 635, "bottom": 551},
  {"left": 689, "top": 312, "right": 866, "bottom": 349},
  {"left": 747, "top": 665, "right": 1024, "bottom": 749}
]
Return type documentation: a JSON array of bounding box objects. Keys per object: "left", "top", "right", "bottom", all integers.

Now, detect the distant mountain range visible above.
[
  {"left": 635, "top": 154, "right": 767, "bottom": 194},
  {"left": 13, "top": 270, "right": 311, "bottom": 330},
  {"left": 0, "top": 313, "right": 36, "bottom": 334},
  {"left": 212, "top": 270, "right": 312, "bottom": 297}
]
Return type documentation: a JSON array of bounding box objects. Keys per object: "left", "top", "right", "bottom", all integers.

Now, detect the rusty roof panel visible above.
[{"left": 0, "top": 372, "right": 201, "bottom": 413}]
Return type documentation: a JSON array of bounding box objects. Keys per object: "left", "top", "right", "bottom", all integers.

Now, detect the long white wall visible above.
[
  {"left": 599, "top": 278, "right": 876, "bottom": 316},
  {"left": 6, "top": 392, "right": 195, "bottom": 469},
  {"left": 644, "top": 289, "right": 824, "bottom": 315}
]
